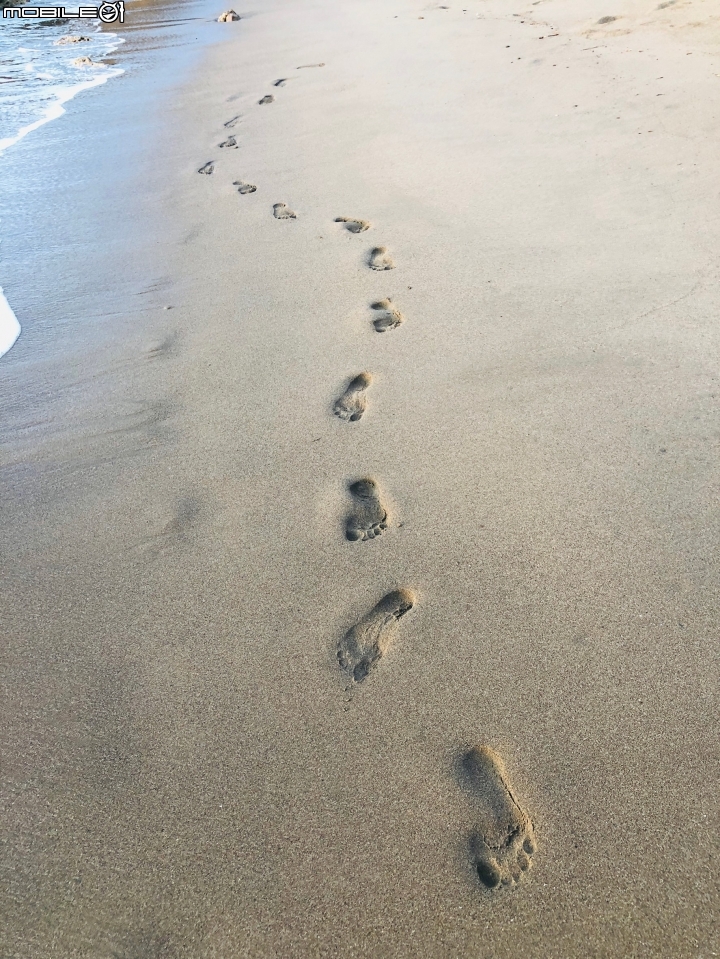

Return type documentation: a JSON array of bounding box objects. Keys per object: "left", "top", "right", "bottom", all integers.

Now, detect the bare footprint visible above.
[
  {"left": 337, "top": 589, "right": 416, "bottom": 684},
  {"left": 369, "top": 246, "right": 395, "bottom": 270},
  {"left": 234, "top": 180, "right": 257, "bottom": 194},
  {"left": 224, "top": 114, "right": 241, "bottom": 128},
  {"left": 218, "top": 135, "right": 237, "bottom": 148},
  {"left": 197, "top": 161, "right": 214, "bottom": 175},
  {"left": 371, "top": 298, "right": 404, "bottom": 332},
  {"left": 145, "top": 331, "right": 180, "bottom": 360},
  {"left": 335, "top": 216, "right": 370, "bottom": 233},
  {"left": 333, "top": 372, "right": 372, "bottom": 422},
  {"left": 462, "top": 746, "right": 537, "bottom": 889},
  {"left": 274, "top": 78, "right": 290, "bottom": 87},
  {"left": 130, "top": 496, "right": 202, "bottom": 561},
  {"left": 297, "top": 62, "right": 325, "bottom": 69},
  {"left": 345, "top": 478, "right": 389, "bottom": 541},
  {"left": 273, "top": 202, "right": 296, "bottom": 219},
  {"left": 258, "top": 94, "right": 275, "bottom": 105}
]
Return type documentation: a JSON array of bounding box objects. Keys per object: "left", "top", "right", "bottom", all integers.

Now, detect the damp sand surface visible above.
[{"left": 1, "top": 0, "right": 720, "bottom": 956}]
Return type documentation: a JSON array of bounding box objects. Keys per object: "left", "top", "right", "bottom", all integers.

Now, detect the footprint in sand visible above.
[
  {"left": 370, "top": 298, "right": 404, "bottom": 332},
  {"left": 145, "top": 331, "right": 180, "bottom": 360},
  {"left": 333, "top": 372, "right": 372, "bottom": 422},
  {"left": 297, "top": 63, "right": 325, "bottom": 69},
  {"left": 234, "top": 180, "right": 257, "bottom": 195},
  {"left": 131, "top": 496, "right": 202, "bottom": 560},
  {"left": 274, "top": 78, "right": 290, "bottom": 87},
  {"left": 337, "top": 589, "right": 416, "bottom": 684},
  {"left": 345, "top": 478, "right": 389, "bottom": 541},
  {"left": 258, "top": 94, "right": 275, "bottom": 105},
  {"left": 369, "top": 246, "right": 395, "bottom": 271},
  {"left": 218, "top": 135, "right": 237, "bottom": 148},
  {"left": 197, "top": 161, "right": 214, "bottom": 175},
  {"left": 273, "top": 202, "right": 296, "bottom": 219},
  {"left": 224, "top": 114, "right": 241, "bottom": 128},
  {"left": 335, "top": 216, "right": 370, "bottom": 233},
  {"left": 462, "top": 746, "right": 537, "bottom": 889}
]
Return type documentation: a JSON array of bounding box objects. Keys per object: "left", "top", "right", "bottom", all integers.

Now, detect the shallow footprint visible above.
[
  {"left": 297, "top": 62, "right": 325, "bottom": 69},
  {"left": 273, "top": 202, "right": 296, "bottom": 219},
  {"left": 234, "top": 180, "right": 257, "bottom": 195},
  {"left": 274, "top": 78, "right": 290, "bottom": 87},
  {"left": 131, "top": 496, "right": 202, "bottom": 561},
  {"left": 224, "top": 114, "right": 241, "bottom": 128},
  {"left": 218, "top": 135, "right": 237, "bottom": 148},
  {"left": 371, "top": 298, "right": 404, "bottom": 332},
  {"left": 258, "top": 94, "right": 275, "bottom": 105},
  {"left": 145, "top": 331, "right": 179, "bottom": 360},
  {"left": 463, "top": 746, "right": 537, "bottom": 889},
  {"left": 345, "top": 478, "right": 389, "bottom": 541},
  {"left": 337, "top": 588, "right": 416, "bottom": 684},
  {"left": 335, "top": 216, "right": 370, "bottom": 233},
  {"left": 333, "top": 372, "right": 372, "bottom": 422},
  {"left": 197, "top": 161, "right": 214, "bottom": 175},
  {"left": 369, "top": 246, "right": 395, "bottom": 270}
]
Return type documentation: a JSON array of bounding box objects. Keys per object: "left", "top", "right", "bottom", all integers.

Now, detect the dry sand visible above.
[{"left": 2, "top": 0, "right": 720, "bottom": 955}]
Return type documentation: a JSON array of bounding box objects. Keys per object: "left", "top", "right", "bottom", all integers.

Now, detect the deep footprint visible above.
[
  {"left": 258, "top": 94, "right": 275, "bottom": 105},
  {"left": 346, "top": 478, "right": 389, "bottom": 541},
  {"left": 218, "top": 135, "right": 237, "bottom": 148},
  {"left": 369, "top": 246, "right": 395, "bottom": 270},
  {"left": 371, "top": 298, "right": 404, "bottom": 332},
  {"left": 197, "top": 161, "right": 214, "bottom": 175},
  {"left": 234, "top": 180, "right": 257, "bottom": 194},
  {"left": 274, "top": 78, "right": 290, "bottom": 87},
  {"left": 335, "top": 216, "right": 370, "bottom": 233},
  {"left": 273, "top": 202, "right": 296, "bottom": 219},
  {"left": 333, "top": 372, "right": 372, "bottom": 422},
  {"left": 337, "top": 588, "right": 416, "bottom": 684},
  {"left": 463, "top": 746, "right": 537, "bottom": 889}
]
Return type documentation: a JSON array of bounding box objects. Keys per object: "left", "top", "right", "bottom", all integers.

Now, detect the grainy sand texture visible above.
[{"left": 2, "top": 0, "right": 720, "bottom": 956}]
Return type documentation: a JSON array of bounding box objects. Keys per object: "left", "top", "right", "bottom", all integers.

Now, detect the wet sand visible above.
[{"left": 2, "top": 0, "right": 719, "bottom": 956}]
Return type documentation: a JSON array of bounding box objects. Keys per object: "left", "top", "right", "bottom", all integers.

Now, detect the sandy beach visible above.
[{"left": 2, "top": 0, "right": 719, "bottom": 955}]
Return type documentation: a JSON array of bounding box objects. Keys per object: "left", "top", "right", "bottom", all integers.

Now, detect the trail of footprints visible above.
[{"left": 195, "top": 54, "right": 537, "bottom": 892}]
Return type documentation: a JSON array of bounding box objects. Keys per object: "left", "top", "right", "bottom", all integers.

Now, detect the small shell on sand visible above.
[{"left": 217, "top": 9, "right": 240, "bottom": 21}]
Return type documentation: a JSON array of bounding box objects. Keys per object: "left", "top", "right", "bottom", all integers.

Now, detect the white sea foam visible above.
[
  {"left": 0, "top": 287, "right": 21, "bottom": 359},
  {"left": 0, "top": 68, "right": 124, "bottom": 156}
]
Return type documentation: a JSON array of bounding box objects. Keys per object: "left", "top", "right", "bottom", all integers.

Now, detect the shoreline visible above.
[{"left": 2, "top": 0, "right": 720, "bottom": 956}]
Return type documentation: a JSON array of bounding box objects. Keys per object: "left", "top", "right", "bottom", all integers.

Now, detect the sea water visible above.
[{"left": 0, "top": 15, "right": 125, "bottom": 357}]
